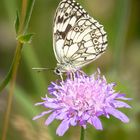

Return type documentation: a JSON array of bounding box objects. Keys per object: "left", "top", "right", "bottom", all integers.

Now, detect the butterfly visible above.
[{"left": 53, "top": 0, "right": 107, "bottom": 75}]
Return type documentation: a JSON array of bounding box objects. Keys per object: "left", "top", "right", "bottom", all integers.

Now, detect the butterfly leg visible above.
[{"left": 60, "top": 74, "right": 64, "bottom": 81}]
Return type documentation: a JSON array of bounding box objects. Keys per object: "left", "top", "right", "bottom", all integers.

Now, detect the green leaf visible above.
[
  {"left": 17, "top": 33, "right": 34, "bottom": 44},
  {"left": 15, "top": 11, "right": 20, "bottom": 34},
  {"left": 24, "top": 0, "right": 35, "bottom": 33}
]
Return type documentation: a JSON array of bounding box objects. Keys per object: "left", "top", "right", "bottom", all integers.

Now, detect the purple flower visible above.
[{"left": 33, "top": 69, "right": 131, "bottom": 136}]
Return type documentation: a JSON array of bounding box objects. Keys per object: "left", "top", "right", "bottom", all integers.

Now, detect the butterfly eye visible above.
[
  {"left": 54, "top": 68, "right": 61, "bottom": 75},
  {"left": 74, "top": 27, "right": 79, "bottom": 32}
]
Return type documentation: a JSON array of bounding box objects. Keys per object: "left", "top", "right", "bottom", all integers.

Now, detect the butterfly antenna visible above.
[{"left": 32, "top": 67, "right": 54, "bottom": 72}]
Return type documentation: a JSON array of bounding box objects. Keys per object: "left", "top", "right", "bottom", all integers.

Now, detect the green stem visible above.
[
  {"left": 80, "top": 127, "right": 85, "bottom": 140},
  {"left": 0, "top": 0, "right": 26, "bottom": 92},
  {"left": 0, "top": 63, "right": 13, "bottom": 92},
  {"left": 24, "top": 0, "right": 35, "bottom": 34},
  {"left": 1, "top": 42, "right": 23, "bottom": 140},
  {"left": 1, "top": 0, "right": 35, "bottom": 140},
  {"left": 0, "top": 0, "right": 35, "bottom": 92}
]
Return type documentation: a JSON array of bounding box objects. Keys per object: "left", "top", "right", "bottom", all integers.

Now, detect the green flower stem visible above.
[
  {"left": 0, "top": 63, "right": 13, "bottom": 92},
  {"left": 0, "top": 0, "right": 35, "bottom": 92},
  {"left": 1, "top": 0, "right": 35, "bottom": 140},
  {"left": 0, "top": 42, "right": 23, "bottom": 92},
  {"left": 80, "top": 127, "right": 85, "bottom": 140},
  {"left": 0, "top": 0, "right": 25, "bottom": 92},
  {"left": 1, "top": 42, "right": 23, "bottom": 140}
]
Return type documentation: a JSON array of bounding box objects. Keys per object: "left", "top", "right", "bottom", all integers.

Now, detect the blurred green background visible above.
[{"left": 0, "top": 0, "right": 140, "bottom": 140}]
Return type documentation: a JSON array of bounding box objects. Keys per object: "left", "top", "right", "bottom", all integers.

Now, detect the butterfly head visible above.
[
  {"left": 54, "top": 63, "right": 66, "bottom": 75},
  {"left": 54, "top": 67, "right": 62, "bottom": 75},
  {"left": 54, "top": 62, "right": 77, "bottom": 75}
]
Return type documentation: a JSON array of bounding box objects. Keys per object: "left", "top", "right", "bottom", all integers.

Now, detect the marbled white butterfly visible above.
[{"left": 53, "top": 0, "right": 107, "bottom": 75}]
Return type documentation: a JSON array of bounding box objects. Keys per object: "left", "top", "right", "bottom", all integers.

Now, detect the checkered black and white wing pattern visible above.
[{"left": 53, "top": 0, "right": 107, "bottom": 68}]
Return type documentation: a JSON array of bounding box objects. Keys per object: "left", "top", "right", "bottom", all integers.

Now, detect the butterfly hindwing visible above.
[{"left": 63, "top": 17, "right": 107, "bottom": 68}]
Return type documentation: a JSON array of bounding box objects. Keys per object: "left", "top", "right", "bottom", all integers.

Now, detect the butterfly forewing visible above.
[
  {"left": 53, "top": 0, "right": 107, "bottom": 71},
  {"left": 53, "top": 0, "right": 87, "bottom": 62}
]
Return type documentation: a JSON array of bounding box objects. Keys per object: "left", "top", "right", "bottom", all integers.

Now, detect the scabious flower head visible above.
[{"left": 33, "top": 69, "right": 131, "bottom": 136}]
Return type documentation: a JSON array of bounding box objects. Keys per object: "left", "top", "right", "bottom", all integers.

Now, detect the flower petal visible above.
[
  {"left": 117, "top": 95, "right": 132, "bottom": 101},
  {"left": 44, "top": 102, "right": 59, "bottom": 109},
  {"left": 56, "top": 111, "right": 67, "bottom": 120},
  {"left": 107, "top": 93, "right": 120, "bottom": 100},
  {"left": 56, "top": 119, "right": 70, "bottom": 136},
  {"left": 113, "top": 100, "right": 132, "bottom": 108},
  {"left": 70, "top": 116, "right": 77, "bottom": 126},
  {"left": 88, "top": 116, "right": 103, "bottom": 130},
  {"left": 34, "top": 102, "right": 44, "bottom": 106},
  {"left": 115, "top": 93, "right": 132, "bottom": 100},
  {"left": 33, "top": 110, "right": 52, "bottom": 120},
  {"left": 106, "top": 107, "right": 129, "bottom": 123},
  {"left": 45, "top": 111, "right": 58, "bottom": 125}
]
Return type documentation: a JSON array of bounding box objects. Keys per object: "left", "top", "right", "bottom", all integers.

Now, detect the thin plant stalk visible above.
[
  {"left": 1, "top": 0, "right": 35, "bottom": 140},
  {"left": 1, "top": 42, "right": 23, "bottom": 140},
  {"left": 80, "top": 127, "right": 85, "bottom": 140}
]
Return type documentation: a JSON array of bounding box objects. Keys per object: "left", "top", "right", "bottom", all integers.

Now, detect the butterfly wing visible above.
[
  {"left": 63, "top": 17, "right": 107, "bottom": 68},
  {"left": 53, "top": 0, "right": 87, "bottom": 63},
  {"left": 53, "top": 0, "right": 107, "bottom": 69}
]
